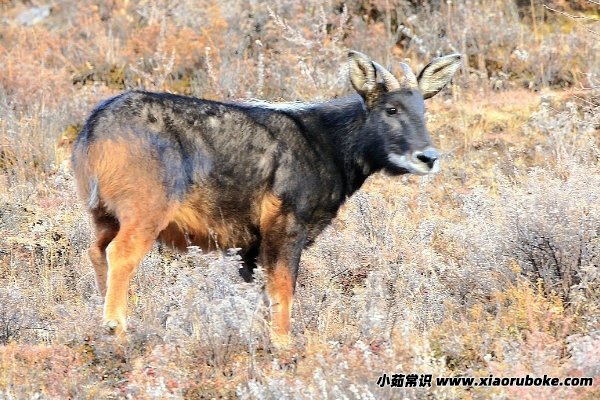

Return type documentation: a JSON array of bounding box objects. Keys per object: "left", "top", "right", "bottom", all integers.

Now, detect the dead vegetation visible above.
[{"left": 0, "top": 0, "right": 599, "bottom": 398}]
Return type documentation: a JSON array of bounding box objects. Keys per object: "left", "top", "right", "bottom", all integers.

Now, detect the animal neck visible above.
[{"left": 284, "top": 95, "right": 383, "bottom": 197}]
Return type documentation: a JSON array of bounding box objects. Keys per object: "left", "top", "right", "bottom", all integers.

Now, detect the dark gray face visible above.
[
  {"left": 348, "top": 51, "right": 462, "bottom": 176},
  {"left": 370, "top": 89, "right": 439, "bottom": 176}
]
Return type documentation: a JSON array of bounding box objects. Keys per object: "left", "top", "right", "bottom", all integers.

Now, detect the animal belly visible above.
[
  {"left": 157, "top": 209, "right": 257, "bottom": 252},
  {"left": 157, "top": 222, "right": 211, "bottom": 251}
]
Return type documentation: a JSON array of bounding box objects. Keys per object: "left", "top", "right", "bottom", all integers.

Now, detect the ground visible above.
[{"left": 0, "top": 0, "right": 599, "bottom": 399}]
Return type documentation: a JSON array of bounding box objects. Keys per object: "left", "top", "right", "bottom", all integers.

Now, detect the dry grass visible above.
[{"left": 1, "top": 0, "right": 599, "bottom": 398}]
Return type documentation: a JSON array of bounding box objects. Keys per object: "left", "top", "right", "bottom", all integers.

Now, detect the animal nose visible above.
[{"left": 414, "top": 148, "right": 439, "bottom": 169}]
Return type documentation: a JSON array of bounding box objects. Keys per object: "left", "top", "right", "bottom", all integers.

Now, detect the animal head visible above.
[{"left": 348, "top": 51, "right": 462, "bottom": 175}]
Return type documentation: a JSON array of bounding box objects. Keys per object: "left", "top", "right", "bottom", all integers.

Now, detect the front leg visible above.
[{"left": 258, "top": 194, "right": 306, "bottom": 347}]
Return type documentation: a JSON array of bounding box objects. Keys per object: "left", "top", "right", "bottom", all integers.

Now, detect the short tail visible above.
[
  {"left": 87, "top": 176, "right": 100, "bottom": 209},
  {"left": 72, "top": 136, "right": 101, "bottom": 211}
]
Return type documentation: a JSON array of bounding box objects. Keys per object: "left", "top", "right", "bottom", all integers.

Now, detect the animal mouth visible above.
[{"left": 387, "top": 150, "right": 440, "bottom": 176}]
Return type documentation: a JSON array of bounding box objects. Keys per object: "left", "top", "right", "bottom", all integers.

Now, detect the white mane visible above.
[{"left": 236, "top": 98, "right": 312, "bottom": 112}]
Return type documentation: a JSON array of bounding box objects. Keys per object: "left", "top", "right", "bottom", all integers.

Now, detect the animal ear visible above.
[
  {"left": 348, "top": 51, "right": 377, "bottom": 103},
  {"left": 417, "top": 54, "right": 462, "bottom": 99}
]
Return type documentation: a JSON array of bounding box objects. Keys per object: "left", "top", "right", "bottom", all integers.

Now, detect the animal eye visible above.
[{"left": 386, "top": 108, "right": 397, "bottom": 115}]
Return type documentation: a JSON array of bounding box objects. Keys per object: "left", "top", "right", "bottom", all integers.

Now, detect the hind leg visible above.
[
  {"left": 88, "top": 210, "right": 119, "bottom": 297},
  {"left": 80, "top": 137, "right": 175, "bottom": 336},
  {"left": 103, "top": 220, "right": 161, "bottom": 336}
]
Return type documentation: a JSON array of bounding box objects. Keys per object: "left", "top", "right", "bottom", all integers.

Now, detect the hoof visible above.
[{"left": 104, "top": 320, "right": 124, "bottom": 336}]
